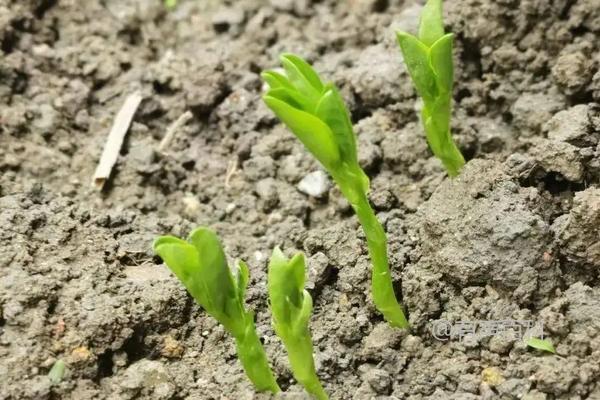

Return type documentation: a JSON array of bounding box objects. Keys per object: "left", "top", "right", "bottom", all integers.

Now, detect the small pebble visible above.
[{"left": 297, "top": 170, "right": 330, "bottom": 198}]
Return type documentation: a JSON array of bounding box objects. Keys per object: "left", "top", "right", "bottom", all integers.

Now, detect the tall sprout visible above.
[{"left": 261, "top": 55, "right": 409, "bottom": 328}]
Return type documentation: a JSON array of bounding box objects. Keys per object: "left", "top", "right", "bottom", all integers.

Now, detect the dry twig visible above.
[
  {"left": 159, "top": 110, "right": 193, "bottom": 153},
  {"left": 92, "top": 92, "right": 143, "bottom": 189}
]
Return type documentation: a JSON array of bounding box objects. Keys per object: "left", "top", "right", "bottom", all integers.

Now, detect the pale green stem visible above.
[
  {"left": 233, "top": 315, "right": 281, "bottom": 393},
  {"left": 285, "top": 335, "right": 328, "bottom": 400},
  {"left": 422, "top": 102, "right": 465, "bottom": 177},
  {"left": 335, "top": 169, "right": 409, "bottom": 329}
]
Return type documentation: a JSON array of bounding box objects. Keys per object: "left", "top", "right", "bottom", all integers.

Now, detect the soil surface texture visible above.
[{"left": 1, "top": 0, "right": 599, "bottom": 399}]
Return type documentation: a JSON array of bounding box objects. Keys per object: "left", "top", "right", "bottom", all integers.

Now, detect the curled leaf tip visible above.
[
  {"left": 419, "top": 0, "right": 445, "bottom": 47},
  {"left": 271, "top": 246, "right": 287, "bottom": 263}
]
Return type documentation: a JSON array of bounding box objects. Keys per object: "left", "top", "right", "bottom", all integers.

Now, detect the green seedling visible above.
[
  {"left": 396, "top": 0, "right": 465, "bottom": 177},
  {"left": 268, "top": 248, "right": 328, "bottom": 400},
  {"left": 526, "top": 337, "right": 556, "bottom": 354},
  {"left": 164, "top": 0, "right": 177, "bottom": 9},
  {"left": 153, "top": 228, "right": 280, "bottom": 393},
  {"left": 261, "top": 54, "right": 408, "bottom": 329},
  {"left": 48, "top": 359, "right": 66, "bottom": 384}
]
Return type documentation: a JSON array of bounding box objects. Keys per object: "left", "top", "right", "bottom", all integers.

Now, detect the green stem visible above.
[
  {"left": 285, "top": 335, "right": 328, "bottom": 400},
  {"left": 234, "top": 315, "right": 280, "bottom": 393},
  {"left": 354, "top": 194, "right": 409, "bottom": 328},
  {"left": 335, "top": 168, "right": 409, "bottom": 329},
  {"left": 302, "top": 378, "right": 328, "bottom": 400},
  {"left": 437, "top": 136, "right": 464, "bottom": 177},
  {"left": 422, "top": 103, "right": 465, "bottom": 177},
  {"left": 424, "top": 124, "right": 464, "bottom": 177}
]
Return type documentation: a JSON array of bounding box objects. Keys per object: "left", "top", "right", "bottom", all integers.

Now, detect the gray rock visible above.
[
  {"left": 277, "top": 182, "right": 310, "bottom": 219},
  {"left": 255, "top": 177, "right": 279, "bottom": 210},
  {"left": 216, "top": 88, "right": 271, "bottom": 136},
  {"left": 552, "top": 51, "right": 594, "bottom": 97},
  {"left": 545, "top": 104, "right": 597, "bottom": 147},
  {"left": 475, "top": 117, "right": 514, "bottom": 153},
  {"left": 529, "top": 138, "right": 583, "bottom": 181},
  {"left": 344, "top": 43, "right": 413, "bottom": 109},
  {"left": 129, "top": 137, "right": 157, "bottom": 173},
  {"left": 511, "top": 92, "right": 566, "bottom": 135},
  {"left": 457, "top": 374, "right": 480, "bottom": 394},
  {"left": 539, "top": 309, "right": 569, "bottom": 336},
  {"left": 243, "top": 155, "right": 276, "bottom": 181},
  {"left": 32, "top": 104, "right": 58, "bottom": 136},
  {"left": 381, "top": 122, "right": 430, "bottom": 174},
  {"left": 105, "top": 0, "right": 161, "bottom": 22},
  {"left": 560, "top": 332, "right": 591, "bottom": 358},
  {"left": 358, "top": 140, "right": 382, "bottom": 172},
  {"left": 402, "top": 265, "right": 443, "bottom": 327},
  {"left": 278, "top": 152, "right": 315, "bottom": 183},
  {"left": 406, "top": 160, "right": 555, "bottom": 326},
  {"left": 337, "top": 314, "right": 367, "bottom": 345},
  {"left": 563, "top": 282, "right": 600, "bottom": 332},
  {"left": 362, "top": 323, "right": 405, "bottom": 360},
  {"left": 497, "top": 378, "right": 531, "bottom": 399},
  {"left": 364, "top": 367, "right": 392, "bottom": 395},
  {"left": 554, "top": 188, "right": 600, "bottom": 269},
  {"left": 532, "top": 357, "right": 578, "bottom": 395},
  {"left": 369, "top": 188, "right": 396, "bottom": 211},
  {"left": 488, "top": 330, "right": 516, "bottom": 354},
  {"left": 306, "top": 251, "right": 331, "bottom": 291},
  {"left": 113, "top": 360, "right": 175, "bottom": 399},
  {"left": 186, "top": 72, "right": 228, "bottom": 115}
]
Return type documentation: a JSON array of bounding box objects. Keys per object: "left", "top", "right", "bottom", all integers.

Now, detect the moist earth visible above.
[{"left": 1, "top": 0, "right": 599, "bottom": 399}]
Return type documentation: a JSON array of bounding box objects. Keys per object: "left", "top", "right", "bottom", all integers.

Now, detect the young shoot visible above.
[
  {"left": 164, "top": 0, "right": 177, "bottom": 9},
  {"left": 526, "top": 337, "right": 556, "bottom": 354},
  {"left": 48, "top": 359, "right": 66, "bottom": 384},
  {"left": 268, "top": 248, "right": 328, "bottom": 400},
  {"left": 261, "top": 54, "right": 409, "bottom": 329},
  {"left": 153, "top": 227, "right": 280, "bottom": 393},
  {"left": 396, "top": 0, "right": 465, "bottom": 177}
]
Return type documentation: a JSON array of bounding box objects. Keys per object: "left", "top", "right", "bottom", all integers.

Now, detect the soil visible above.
[{"left": 1, "top": 0, "right": 599, "bottom": 399}]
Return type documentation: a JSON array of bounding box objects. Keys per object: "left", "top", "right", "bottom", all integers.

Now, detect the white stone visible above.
[{"left": 297, "top": 170, "right": 330, "bottom": 198}]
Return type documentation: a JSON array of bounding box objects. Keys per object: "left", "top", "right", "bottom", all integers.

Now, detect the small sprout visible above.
[
  {"left": 164, "top": 0, "right": 177, "bottom": 9},
  {"left": 262, "top": 54, "right": 409, "bottom": 329},
  {"left": 268, "top": 248, "right": 328, "bottom": 400},
  {"left": 153, "top": 227, "right": 280, "bottom": 393},
  {"left": 526, "top": 337, "right": 556, "bottom": 354},
  {"left": 396, "top": 0, "right": 465, "bottom": 177},
  {"left": 48, "top": 359, "right": 66, "bottom": 384}
]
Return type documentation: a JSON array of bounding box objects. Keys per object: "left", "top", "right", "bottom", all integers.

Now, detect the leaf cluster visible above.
[
  {"left": 268, "top": 248, "right": 328, "bottom": 400},
  {"left": 154, "top": 228, "right": 250, "bottom": 336},
  {"left": 262, "top": 54, "right": 409, "bottom": 329},
  {"left": 396, "top": 0, "right": 454, "bottom": 105},
  {"left": 268, "top": 248, "right": 313, "bottom": 337},
  {"left": 396, "top": 0, "right": 465, "bottom": 177},
  {"left": 262, "top": 54, "right": 369, "bottom": 195},
  {"left": 153, "top": 228, "right": 280, "bottom": 393}
]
